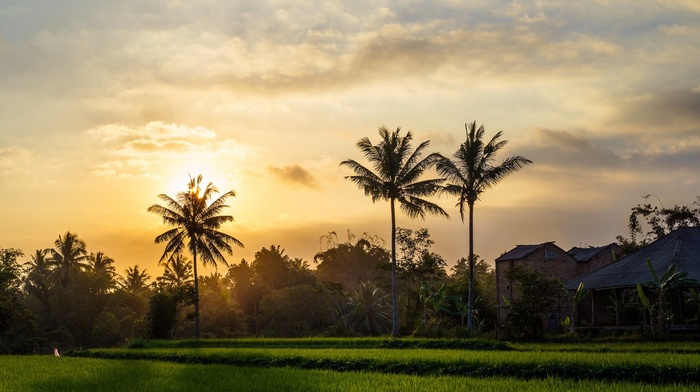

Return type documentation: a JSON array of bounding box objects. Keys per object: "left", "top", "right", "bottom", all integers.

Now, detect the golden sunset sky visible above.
[{"left": 1, "top": 1, "right": 699, "bottom": 277}]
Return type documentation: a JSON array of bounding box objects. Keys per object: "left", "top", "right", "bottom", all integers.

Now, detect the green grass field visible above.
[
  {"left": 0, "top": 356, "right": 692, "bottom": 392},
  {"left": 3, "top": 339, "right": 700, "bottom": 391}
]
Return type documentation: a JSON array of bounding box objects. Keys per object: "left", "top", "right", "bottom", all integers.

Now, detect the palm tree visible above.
[
  {"left": 89, "top": 252, "right": 117, "bottom": 293},
  {"left": 156, "top": 253, "right": 194, "bottom": 289},
  {"left": 147, "top": 174, "right": 244, "bottom": 339},
  {"left": 436, "top": 121, "right": 532, "bottom": 330},
  {"left": 119, "top": 265, "right": 152, "bottom": 296},
  {"left": 341, "top": 126, "right": 448, "bottom": 337},
  {"left": 48, "top": 231, "right": 90, "bottom": 286}
]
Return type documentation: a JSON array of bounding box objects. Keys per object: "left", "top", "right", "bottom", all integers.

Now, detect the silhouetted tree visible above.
[
  {"left": 258, "top": 284, "right": 332, "bottom": 337},
  {"left": 148, "top": 174, "right": 244, "bottom": 339},
  {"left": 342, "top": 126, "right": 448, "bottom": 337},
  {"left": 1, "top": 248, "right": 39, "bottom": 353},
  {"left": 23, "top": 248, "right": 53, "bottom": 314},
  {"left": 437, "top": 121, "right": 532, "bottom": 329},
  {"left": 619, "top": 195, "right": 700, "bottom": 250},
  {"left": 198, "top": 272, "right": 245, "bottom": 337},
  {"left": 314, "top": 231, "right": 390, "bottom": 292},
  {"left": 88, "top": 252, "right": 117, "bottom": 294},
  {"left": 156, "top": 253, "right": 194, "bottom": 289},
  {"left": 252, "top": 245, "right": 315, "bottom": 291},
  {"left": 48, "top": 231, "right": 90, "bottom": 286},
  {"left": 119, "top": 266, "right": 151, "bottom": 297},
  {"left": 227, "top": 259, "right": 263, "bottom": 332},
  {"left": 389, "top": 227, "right": 447, "bottom": 333},
  {"left": 449, "top": 255, "right": 497, "bottom": 327},
  {"left": 502, "top": 266, "right": 560, "bottom": 340},
  {"left": 146, "top": 292, "right": 178, "bottom": 339}
]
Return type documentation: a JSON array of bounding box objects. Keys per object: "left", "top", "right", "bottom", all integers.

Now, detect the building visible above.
[
  {"left": 564, "top": 227, "right": 700, "bottom": 330},
  {"left": 495, "top": 241, "right": 620, "bottom": 324}
]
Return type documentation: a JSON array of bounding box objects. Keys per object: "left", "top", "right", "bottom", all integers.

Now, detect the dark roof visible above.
[
  {"left": 495, "top": 242, "right": 554, "bottom": 262},
  {"left": 565, "top": 227, "right": 700, "bottom": 290},
  {"left": 567, "top": 244, "right": 618, "bottom": 262}
]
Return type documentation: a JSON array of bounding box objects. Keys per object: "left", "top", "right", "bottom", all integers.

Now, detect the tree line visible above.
[
  {"left": 2, "top": 120, "right": 534, "bottom": 351},
  {"left": 0, "top": 227, "right": 497, "bottom": 353}
]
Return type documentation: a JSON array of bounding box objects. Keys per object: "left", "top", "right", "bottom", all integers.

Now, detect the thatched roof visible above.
[{"left": 564, "top": 227, "right": 700, "bottom": 290}]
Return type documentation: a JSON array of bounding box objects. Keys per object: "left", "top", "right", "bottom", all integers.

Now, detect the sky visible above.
[{"left": 1, "top": 0, "right": 699, "bottom": 279}]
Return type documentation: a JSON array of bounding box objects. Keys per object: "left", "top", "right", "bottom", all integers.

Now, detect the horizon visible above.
[{"left": 2, "top": 1, "right": 699, "bottom": 278}]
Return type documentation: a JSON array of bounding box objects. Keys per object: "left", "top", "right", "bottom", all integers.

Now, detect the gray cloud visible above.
[
  {"left": 519, "top": 129, "right": 623, "bottom": 170},
  {"left": 613, "top": 88, "right": 700, "bottom": 128},
  {"left": 268, "top": 164, "right": 320, "bottom": 189}
]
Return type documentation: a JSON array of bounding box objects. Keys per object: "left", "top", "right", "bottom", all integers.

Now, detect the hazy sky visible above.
[{"left": 1, "top": 0, "right": 699, "bottom": 278}]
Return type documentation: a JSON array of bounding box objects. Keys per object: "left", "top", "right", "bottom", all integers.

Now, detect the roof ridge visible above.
[{"left": 670, "top": 227, "right": 685, "bottom": 266}]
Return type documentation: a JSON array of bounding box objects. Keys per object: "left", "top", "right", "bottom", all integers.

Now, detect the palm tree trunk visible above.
[
  {"left": 467, "top": 201, "right": 474, "bottom": 331},
  {"left": 193, "top": 250, "right": 200, "bottom": 339},
  {"left": 391, "top": 197, "right": 399, "bottom": 338}
]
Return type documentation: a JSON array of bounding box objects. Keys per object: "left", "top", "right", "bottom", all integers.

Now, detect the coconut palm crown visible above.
[
  {"left": 436, "top": 121, "right": 532, "bottom": 330},
  {"left": 341, "top": 126, "right": 448, "bottom": 337},
  {"left": 147, "top": 174, "right": 243, "bottom": 339}
]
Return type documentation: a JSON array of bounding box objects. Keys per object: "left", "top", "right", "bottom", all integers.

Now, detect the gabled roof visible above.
[
  {"left": 565, "top": 227, "right": 700, "bottom": 290},
  {"left": 567, "top": 243, "right": 618, "bottom": 262},
  {"left": 495, "top": 242, "right": 555, "bottom": 262}
]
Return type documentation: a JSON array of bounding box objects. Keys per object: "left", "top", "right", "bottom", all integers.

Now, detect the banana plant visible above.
[
  {"left": 637, "top": 258, "right": 696, "bottom": 334},
  {"left": 419, "top": 282, "right": 453, "bottom": 330},
  {"left": 562, "top": 281, "right": 589, "bottom": 334},
  {"left": 684, "top": 288, "right": 700, "bottom": 331}
]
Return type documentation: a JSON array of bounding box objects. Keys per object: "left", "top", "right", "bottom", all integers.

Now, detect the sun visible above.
[{"left": 163, "top": 166, "right": 235, "bottom": 200}]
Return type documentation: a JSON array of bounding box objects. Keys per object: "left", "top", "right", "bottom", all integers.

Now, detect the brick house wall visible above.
[{"left": 495, "top": 242, "right": 576, "bottom": 323}]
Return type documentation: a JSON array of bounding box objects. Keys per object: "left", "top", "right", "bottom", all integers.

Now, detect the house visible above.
[
  {"left": 495, "top": 242, "right": 574, "bottom": 323},
  {"left": 495, "top": 241, "right": 620, "bottom": 324},
  {"left": 568, "top": 243, "right": 621, "bottom": 276},
  {"left": 564, "top": 227, "right": 700, "bottom": 329}
]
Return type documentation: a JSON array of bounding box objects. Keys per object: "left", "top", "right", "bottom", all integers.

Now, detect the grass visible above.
[
  {"left": 68, "top": 339, "right": 700, "bottom": 384},
  {"left": 0, "top": 355, "right": 694, "bottom": 392}
]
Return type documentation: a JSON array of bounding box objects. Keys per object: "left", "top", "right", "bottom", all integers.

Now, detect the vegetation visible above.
[
  {"left": 436, "top": 121, "right": 532, "bottom": 330},
  {"left": 60, "top": 339, "right": 700, "bottom": 386},
  {"left": 501, "top": 266, "right": 562, "bottom": 339},
  {"left": 341, "top": 127, "right": 449, "bottom": 337},
  {"left": 147, "top": 174, "right": 244, "bottom": 339},
  {"left": 636, "top": 259, "right": 697, "bottom": 335},
  {"left": 3, "top": 124, "right": 698, "bottom": 355},
  {"left": 617, "top": 195, "right": 700, "bottom": 252},
  {"left": 4, "top": 355, "right": 693, "bottom": 392}
]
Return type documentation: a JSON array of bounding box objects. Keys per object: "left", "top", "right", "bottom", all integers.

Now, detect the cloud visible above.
[
  {"left": 519, "top": 129, "right": 624, "bottom": 170},
  {"left": 86, "top": 121, "right": 253, "bottom": 178},
  {"left": 267, "top": 164, "right": 320, "bottom": 189},
  {"left": 613, "top": 88, "right": 700, "bottom": 128}
]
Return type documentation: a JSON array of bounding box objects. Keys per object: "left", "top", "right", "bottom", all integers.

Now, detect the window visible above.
[{"left": 545, "top": 249, "right": 556, "bottom": 260}]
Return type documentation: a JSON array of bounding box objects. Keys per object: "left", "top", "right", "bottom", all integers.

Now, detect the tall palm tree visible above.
[
  {"left": 436, "top": 121, "right": 532, "bottom": 330},
  {"left": 341, "top": 126, "right": 448, "bottom": 337},
  {"left": 147, "top": 174, "right": 244, "bottom": 339},
  {"left": 48, "top": 231, "right": 90, "bottom": 286},
  {"left": 156, "top": 253, "right": 194, "bottom": 289}
]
